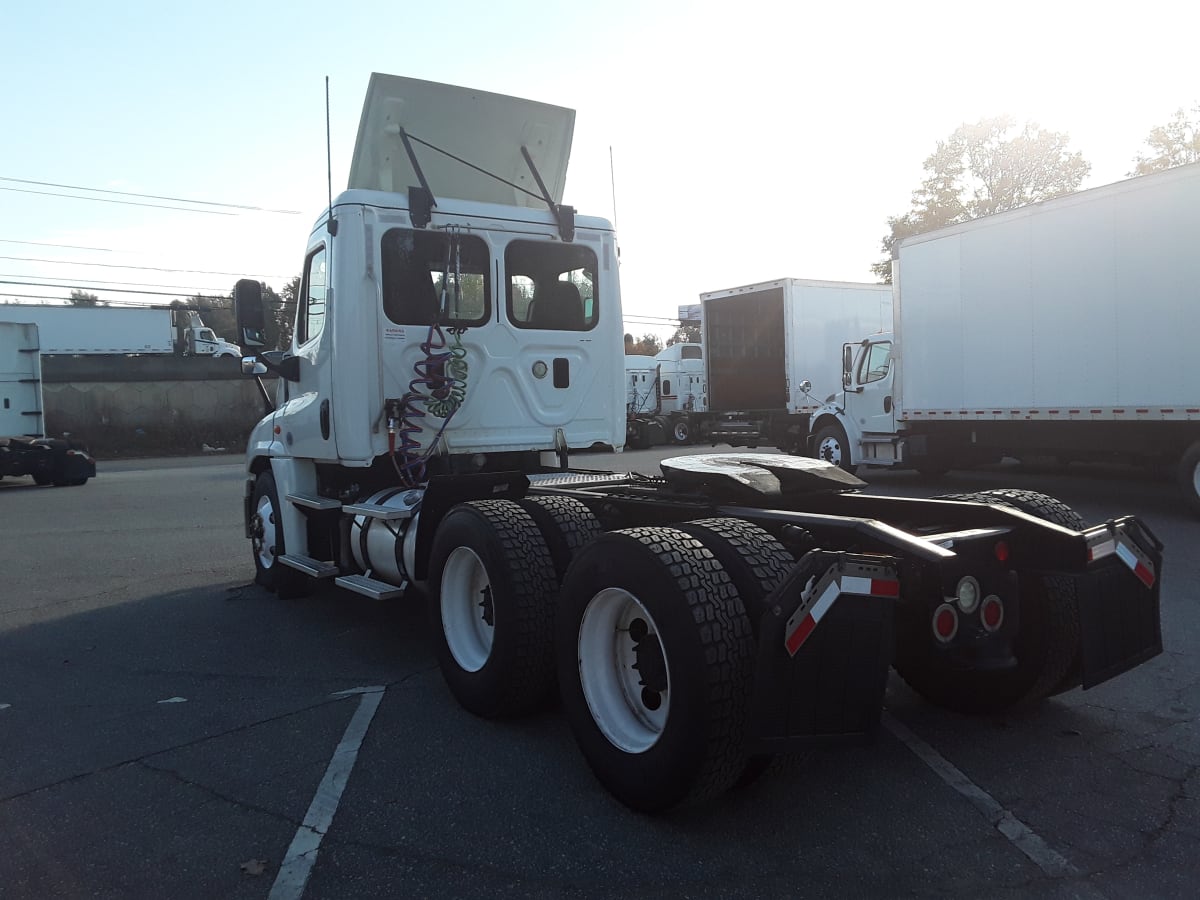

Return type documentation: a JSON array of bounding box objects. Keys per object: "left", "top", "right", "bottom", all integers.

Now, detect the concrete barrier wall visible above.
[{"left": 39, "top": 357, "right": 272, "bottom": 457}]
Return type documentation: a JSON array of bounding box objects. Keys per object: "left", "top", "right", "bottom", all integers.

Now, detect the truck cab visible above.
[
  {"left": 810, "top": 332, "right": 903, "bottom": 471},
  {"left": 235, "top": 75, "right": 624, "bottom": 571}
]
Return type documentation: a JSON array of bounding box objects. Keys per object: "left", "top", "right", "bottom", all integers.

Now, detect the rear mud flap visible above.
[
  {"left": 1079, "top": 518, "right": 1163, "bottom": 688},
  {"left": 747, "top": 550, "right": 898, "bottom": 754}
]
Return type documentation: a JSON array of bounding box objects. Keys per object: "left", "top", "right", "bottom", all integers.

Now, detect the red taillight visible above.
[
  {"left": 994, "top": 541, "right": 1010, "bottom": 562},
  {"left": 932, "top": 603, "right": 959, "bottom": 642},
  {"left": 981, "top": 595, "right": 1004, "bottom": 632}
]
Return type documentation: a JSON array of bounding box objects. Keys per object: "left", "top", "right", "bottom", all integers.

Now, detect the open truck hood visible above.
[{"left": 348, "top": 74, "right": 575, "bottom": 208}]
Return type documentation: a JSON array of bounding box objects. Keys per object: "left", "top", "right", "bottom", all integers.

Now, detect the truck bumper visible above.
[
  {"left": 746, "top": 550, "right": 899, "bottom": 754},
  {"left": 1076, "top": 517, "right": 1163, "bottom": 688}
]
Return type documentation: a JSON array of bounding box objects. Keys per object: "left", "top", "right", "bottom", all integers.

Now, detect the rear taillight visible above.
[
  {"left": 980, "top": 594, "right": 1004, "bottom": 632},
  {"left": 932, "top": 603, "right": 959, "bottom": 642}
]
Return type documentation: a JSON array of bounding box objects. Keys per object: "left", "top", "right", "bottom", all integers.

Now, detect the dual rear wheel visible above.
[{"left": 428, "top": 499, "right": 793, "bottom": 811}]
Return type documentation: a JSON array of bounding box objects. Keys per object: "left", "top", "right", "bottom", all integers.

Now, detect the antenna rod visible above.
[
  {"left": 609, "top": 145, "right": 619, "bottom": 230},
  {"left": 325, "top": 76, "right": 336, "bottom": 235}
]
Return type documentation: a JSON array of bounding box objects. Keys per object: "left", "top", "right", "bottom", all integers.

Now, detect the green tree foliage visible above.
[
  {"left": 667, "top": 323, "right": 701, "bottom": 346},
  {"left": 68, "top": 289, "right": 100, "bottom": 306},
  {"left": 277, "top": 275, "right": 300, "bottom": 348},
  {"left": 624, "top": 331, "right": 663, "bottom": 356},
  {"left": 873, "top": 116, "right": 1090, "bottom": 282},
  {"left": 1130, "top": 105, "right": 1200, "bottom": 175}
]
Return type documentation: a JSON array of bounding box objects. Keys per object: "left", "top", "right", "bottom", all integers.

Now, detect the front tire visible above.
[
  {"left": 429, "top": 500, "right": 559, "bottom": 718},
  {"left": 813, "top": 423, "right": 856, "bottom": 474},
  {"left": 557, "top": 527, "right": 754, "bottom": 812},
  {"left": 671, "top": 419, "right": 691, "bottom": 444},
  {"left": 250, "top": 472, "right": 309, "bottom": 599},
  {"left": 1178, "top": 441, "right": 1200, "bottom": 516}
]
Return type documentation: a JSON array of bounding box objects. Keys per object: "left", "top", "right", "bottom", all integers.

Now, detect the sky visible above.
[{"left": 2, "top": 0, "right": 1197, "bottom": 339}]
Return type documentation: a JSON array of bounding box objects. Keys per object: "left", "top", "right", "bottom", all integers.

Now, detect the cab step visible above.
[
  {"left": 335, "top": 574, "right": 407, "bottom": 600},
  {"left": 287, "top": 492, "right": 342, "bottom": 510},
  {"left": 342, "top": 502, "right": 414, "bottom": 520},
  {"left": 278, "top": 554, "right": 339, "bottom": 578}
]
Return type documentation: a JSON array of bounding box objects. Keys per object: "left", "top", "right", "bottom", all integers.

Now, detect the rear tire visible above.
[
  {"left": 429, "top": 500, "right": 559, "bottom": 718},
  {"left": 671, "top": 419, "right": 691, "bottom": 444},
  {"left": 895, "top": 489, "right": 1085, "bottom": 713},
  {"left": 519, "top": 495, "right": 602, "bottom": 582},
  {"left": 677, "top": 518, "right": 801, "bottom": 788},
  {"left": 557, "top": 527, "right": 754, "bottom": 812}
]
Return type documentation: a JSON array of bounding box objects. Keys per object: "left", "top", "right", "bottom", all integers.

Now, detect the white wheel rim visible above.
[
  {"left": 674, "top": 422, "right": 688, "bottom": 441},
  {"left": 577, "top": 588, "right": 670, "bottom": 753},
  {"left": 819, "top": 436, "right": 843, "bottom": 465},
  {"left": 441, "top": 547, "right": 494, "bottom": 672},
  {"left": 254, "top": 493, "right": 277, "bottom": 570}
]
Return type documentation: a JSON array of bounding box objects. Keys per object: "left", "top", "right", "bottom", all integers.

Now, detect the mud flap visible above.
[
  {"left": 1079, "top": 518, "right": 1163, "bottom": 688},
  {"left": 746, "top": 550, "right": 899, "bottom": 755}
]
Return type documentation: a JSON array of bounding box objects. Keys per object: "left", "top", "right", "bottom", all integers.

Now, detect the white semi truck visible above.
[
  {"left": 807, "top": 162, "right": 1200, "bottom": 512},
  {"left": 0, "top": 321, "right": 95, "bottom": 486},
  {"left": 230, "top": 74, "right": 1164, "bottom": 812},
  {"left": 625, "top": 342, "right": 707, "bottom": 446},
  {"left": 0, "top": 304, "right": 242, "bottom": 357}
]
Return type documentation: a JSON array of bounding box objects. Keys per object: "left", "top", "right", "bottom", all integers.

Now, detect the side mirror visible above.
[
  {"left": 842, "top": 344, "right": 854, "bottom": 388},
  {"left": 241, "top": 357, "right": 269, "bottom": 376},
  {"left": 798, "top": 379, "right": 812, "bottom": 394},
  {"left": 234, "top": 279, "right": 268, "bottom": 350}
]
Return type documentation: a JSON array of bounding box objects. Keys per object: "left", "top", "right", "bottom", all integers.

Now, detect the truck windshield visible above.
[
  {"left": 381, "top": 229, "right": 490, "bottom": 327},
  {"left": 505, "top": 240, "right": 598, "bottom": 331}
]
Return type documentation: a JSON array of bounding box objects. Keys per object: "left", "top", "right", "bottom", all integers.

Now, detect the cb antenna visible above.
[
  {"left": 609, "top": 145, "right": 619, "bottom": 231},
  {"left": 325, "top": 76, "right": 337, "bottom": 235}
]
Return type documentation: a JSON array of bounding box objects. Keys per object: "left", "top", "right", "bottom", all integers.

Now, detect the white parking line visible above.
[
  {"left": 267, "top": 686, "right": 386, "bottom": 900},
  {"left": 883, "top": 713, "right": 1093, "bottom": 885}
]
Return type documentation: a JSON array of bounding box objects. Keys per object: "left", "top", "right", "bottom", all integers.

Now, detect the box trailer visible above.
[
  {"left": 808, "top": 162, "right": 1200, "bottom": 512},
  {"left": 0, "top": 321, "right": 95, "bottom": 486},
  {"left": 0, "top": 304, "right": 241, "bottom": 357}
]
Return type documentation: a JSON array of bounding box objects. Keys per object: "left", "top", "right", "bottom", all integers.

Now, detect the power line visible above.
[
  {"left": 0, "top": 186, "right": 241, "bottom": 215},
  {"left": 0, "top": 238, "right": 114, "bottom": 252},
  {"left": 0, "top": 255, "right": 289, "bottom": 278},
  {"left": 0, "top": 274, "right": 236, "bottom": 292},
  {"left": 0, "top": 280, "right": 232, "bottom": 300},
  {"left": 0, "top": 176, "right": 302, "bottom": 214}
]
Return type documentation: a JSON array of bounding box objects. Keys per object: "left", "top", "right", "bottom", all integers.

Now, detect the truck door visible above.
[
  {"left": 851, "top": 339, "right": 896, "bottom": 434},
  {"left": 277, "top": 243, "right": 337, "bottom": 460}
]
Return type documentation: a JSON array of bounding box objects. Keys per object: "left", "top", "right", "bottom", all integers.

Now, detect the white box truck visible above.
[
  {"left": 807, "top": 162, "right": 1200, "bottom": 511},
  {"left": 0, "top": 321, "right": 95, "bottom": 486},
  {"left": 670, "top": 279, "right": 892, "bottom": 449},
  {"left": 0, "top": 304, "right": 241, "bottom": 357},
  {"left": 225, "top": 73, "right": 1163, "bottom": 812}
]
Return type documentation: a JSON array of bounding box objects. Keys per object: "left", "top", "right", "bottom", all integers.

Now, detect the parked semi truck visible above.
[
  {"left": 230, "top": 74, "right": 1163, "bottom": 812},
  {"left": 808, "top": 162, "right": 1200, "bottom": 512},
  {"left": 625, "top": 342, "right": 707, "bottom": 447},
  {"left": 0, "top": 322, "right": 95, "bottom": 486},
  {"left": 0, "top": 304, "right": 241, "bottom": 357}
]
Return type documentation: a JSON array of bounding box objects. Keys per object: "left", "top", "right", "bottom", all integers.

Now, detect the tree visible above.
[
  {"left": 873, "top": 116, "right": 1090, "bottom": 282},
  {"left": 625, "top": 332, "right": 662, "bottom": 357},
  {"left": 68, "top": 289, "right": 100, "bottom": 306},
  {"left": 277, "top": 275, "right": 300, "bottom": 349},
  {"left": 1130, "top": 105, "right": 1200, "bottom": 176},
  {"left": 667, "top": 323, "right": 701, "bottom": 346}
]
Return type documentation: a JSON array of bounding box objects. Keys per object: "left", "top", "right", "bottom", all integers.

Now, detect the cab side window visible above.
[
  {"left": 297, "top": 246, "right": 328, "bottom": 345},
  {"left": 859, "top": 341, "right": 892, "bottom": 384}
]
